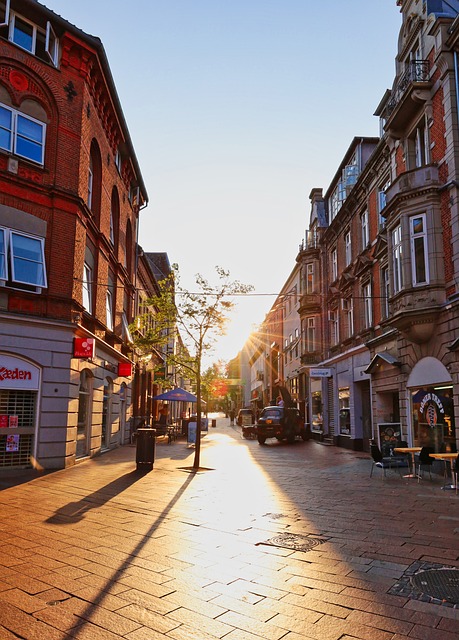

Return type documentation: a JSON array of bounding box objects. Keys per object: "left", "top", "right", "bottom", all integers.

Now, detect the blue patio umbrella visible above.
[{"left": 152, "top": 387, "right": 205, "bottom": 403}]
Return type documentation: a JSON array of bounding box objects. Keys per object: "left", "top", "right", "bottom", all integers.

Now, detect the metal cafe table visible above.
[
  {"left": 393, "top": 446, "right": 422, "bottom": 479},
  {"left": 429, "top": 452, "right": 458, "bottom": 490}
]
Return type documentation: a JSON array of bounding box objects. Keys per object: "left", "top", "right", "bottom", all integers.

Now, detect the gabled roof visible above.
[{"left": 365, "top": 352, "right": 401, "bottom": 374}]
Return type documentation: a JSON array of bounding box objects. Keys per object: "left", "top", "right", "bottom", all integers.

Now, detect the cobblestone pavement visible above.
[{"left": 1, "top": 417, "right": 459, "bottom": 639}]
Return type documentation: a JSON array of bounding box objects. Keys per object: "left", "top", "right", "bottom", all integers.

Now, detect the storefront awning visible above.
[{"left": 365, "top": 352, "right": 401, "bottom": 374}]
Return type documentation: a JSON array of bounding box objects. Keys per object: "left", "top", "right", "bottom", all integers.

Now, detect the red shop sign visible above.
[
  {"left": 118, "top": 362, "right": 132, "bottom": 377},
  {"left": 73, "top": 337, "right": 95, "bottom": 358}
]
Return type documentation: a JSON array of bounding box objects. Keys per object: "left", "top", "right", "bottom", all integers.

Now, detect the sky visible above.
[{"left": 47, "top": 1, "right": 402, "bottom": 367}]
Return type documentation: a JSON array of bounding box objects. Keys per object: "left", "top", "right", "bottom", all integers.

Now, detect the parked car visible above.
[
  {"left": 237, "top": 408, "right": 255, "bottom": 427},
  {"left": 256, "top": 406, "right": 308, "bottom": 444}
]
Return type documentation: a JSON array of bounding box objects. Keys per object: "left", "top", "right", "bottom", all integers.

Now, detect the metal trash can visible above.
[
  {"left": 211, "top": 419, "right": 217, "bottom": 428},
  {"left": 136, "top": 428, "right": 156, "bottom": 471}
]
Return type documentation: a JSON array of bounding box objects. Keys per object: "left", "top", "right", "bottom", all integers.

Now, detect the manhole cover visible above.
[
  {"left": 411, "top": 568, "right": 459, "bottom": 605},
  {"left": 259, "top": 532, "right": 324, "bottom": 552}
]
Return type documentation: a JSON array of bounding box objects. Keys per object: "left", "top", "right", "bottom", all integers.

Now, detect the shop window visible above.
[
  {"left": 77, "top": 370, "right": 92, "bottom": 458},
  {"left": 311, "top": 389, "right": 323, "bottom": 432},
  {"left": 411, "top": 386, "right": 455, "bottom": 452},
  {"left": 0, "top": 226, "right": 47, "bottom": 292},
  {"left": 0, "top": 102, "right": 46, "bottom": 165},
  {"left": 102, "top": 378, "right": 113, "bottom": 449},
  {"left": 339, "top": 388, "right": 350, "bottom": 436}
]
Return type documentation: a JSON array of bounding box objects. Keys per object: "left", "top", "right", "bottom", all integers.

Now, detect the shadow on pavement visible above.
[{"left": 45, "top": 469, "right": 145, "bottom": 524}]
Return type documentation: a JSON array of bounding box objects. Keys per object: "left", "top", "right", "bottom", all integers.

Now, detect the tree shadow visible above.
[{"left": 45, "top": 470, "right": 144, "bottom": 524}]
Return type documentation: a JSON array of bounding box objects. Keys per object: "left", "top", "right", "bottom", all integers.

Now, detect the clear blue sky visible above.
[{"left": 48, "top": 1, "right": 402, "bottom": 366}]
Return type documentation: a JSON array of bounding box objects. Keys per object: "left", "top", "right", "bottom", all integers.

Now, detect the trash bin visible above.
[
  {"left": 136, "top": 428, "right": 156, "bottom": 471},
  {"left": 211, "top": 419, "right": 217, "bottom": 428}
]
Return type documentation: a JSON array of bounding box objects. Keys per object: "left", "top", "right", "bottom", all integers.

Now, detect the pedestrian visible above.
[
  {"left": 277, "top": 395, "right": 284, "bottom": 407},
  {"left": 229, "top": 409, "right": 235, "bottom": 425}
]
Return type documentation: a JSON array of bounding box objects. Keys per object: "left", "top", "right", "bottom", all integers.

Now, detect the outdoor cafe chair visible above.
[
  {"left": 416, "top": 446, "right": 435, "bottom": 482},
  {"left": 370, "top": 443, "right": 409, "bottom": 478}
]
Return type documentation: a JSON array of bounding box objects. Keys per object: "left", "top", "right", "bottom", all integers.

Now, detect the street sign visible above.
[{"left": 309, "top": 368, "right": 332, "bottom": 378}]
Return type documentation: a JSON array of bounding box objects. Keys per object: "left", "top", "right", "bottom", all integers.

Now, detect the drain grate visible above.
[
  {"left": 411, "top": 568, "right": 459, "bottom": 605},
  {"left": 389, "top": 561, "right": 459, "bottom": 608},
  {"left": 259, "top": 532, "right": 325, "bottom": 553}
]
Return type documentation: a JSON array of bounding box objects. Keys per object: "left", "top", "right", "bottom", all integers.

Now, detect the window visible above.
[
  {"left": 330, "top": 182, "right": 345, "bottom": 220},
  {"left": 331, "top": 248, "right": 337, "bottom": 281},
  {"left": 306, "top": 263, "right": 314, "bottom": 294},
  {"left": 361, "top": 210, "right": 369, "bottom": 250},
  {"left": 306, "top": 317, "right": 315, "bottom": 352},
  {"left": 115, "top": 147, "right": 122, "bottom": 173},
  {"left": 0, "top": 103, "right": 46, "bottom": 164},
  {"left": 0, "top": 227, "right": 47, "bottom": 291},
  {"left": 381, "top": 266, "right": 390, "bottom": 319},
  {"left": 1, "top": 5, "right": 59, "bottom": 67},
  {"left": 378, "top": 178, "right": 390, "bottom": 230},
  {"left": 329, "top": 309, "right": 339, "bottom": 346},
  {"left": 102, "top": 378, "right": 113, "bottom": 449},
  {"left": 82, "top": 262, "right": 92, "bottom": 313},
  {"left": 87, "top": 157, "right": 93, "bottom": 209},
  {"left": 363, "top": 282, "right": 372, "bottom": 329},
  {"left": 342, "top": 298, "right": 353, "bottom": 338},
  {"left": 110, "top": 187, "right": 120, "bottom": 249},
  {"left": 410, "top": 214, "right": 429, "bottom": 285},
  {"left": 392, "top": 225, "right": 403, "bottom": 293},
  {"left": 106, "top": 273, "right": 115, "bottom": 331},
  {"left": 88, "top": 140, "right": 102, "bottom": 222},
  {"left": 407, "top": 118, "right": 430, "bottom": 169},
  {"left": 345, "top": 231, "right": 352, "bottom": 266}
]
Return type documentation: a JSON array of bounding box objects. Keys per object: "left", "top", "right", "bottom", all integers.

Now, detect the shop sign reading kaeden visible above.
[{"left": 0, "top": 355, "right": 40, "bottom": 390}]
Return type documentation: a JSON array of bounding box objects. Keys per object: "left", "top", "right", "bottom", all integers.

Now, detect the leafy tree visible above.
[{"left": 133, "top": 265, "right": 253, "bottom": 469}]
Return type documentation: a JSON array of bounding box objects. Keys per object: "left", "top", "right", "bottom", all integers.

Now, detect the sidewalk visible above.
[{"left": 0, "top": 416, "right": 459, "bottom": 639}]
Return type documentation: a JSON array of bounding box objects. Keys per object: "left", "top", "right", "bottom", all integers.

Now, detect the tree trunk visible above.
[{"left": 193, "top": 350, "right": 202, "bottom": 469}]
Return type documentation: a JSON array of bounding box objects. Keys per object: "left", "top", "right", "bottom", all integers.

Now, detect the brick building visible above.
[
  {"left": 244, "top": 0, "right": 459, "bottom": 455},
  {"left": 0, "top": 0, "right": 147, "bottom": 468}
]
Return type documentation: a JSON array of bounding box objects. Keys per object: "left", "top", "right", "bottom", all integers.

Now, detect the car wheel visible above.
[
  {"left": 301, "top": 431, "right": 308, "bottom": 441},
  {"left": 257, "top": 435, "right": 266, "bottom": 445}
]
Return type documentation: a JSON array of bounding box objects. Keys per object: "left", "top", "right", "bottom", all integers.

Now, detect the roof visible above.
[
  {"left": 426, "top": 0, "right": 459, "bottom": 18},
  {"left": 145, "top": 253, "right": 172, "bottom": 283},
  {"left": 34, "top": 0, "right": 148, "bottom": 204},
  {"left": 365, "top": 352, "right": 402, "bottom": 374}
]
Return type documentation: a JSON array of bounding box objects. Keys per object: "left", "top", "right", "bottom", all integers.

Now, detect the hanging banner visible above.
[
  {"left": 73, "top": 337, "right": 95, "bottom": 358},
  {"left": 118, "top": 362, "right": 132, "bottom": 377}
]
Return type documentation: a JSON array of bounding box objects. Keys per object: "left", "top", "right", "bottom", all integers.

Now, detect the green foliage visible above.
[{"left": 132, "top": 265, "right": 253, "bottom": 468}]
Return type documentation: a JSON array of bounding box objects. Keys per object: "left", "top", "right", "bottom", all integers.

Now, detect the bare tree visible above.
[{"left": 133, "top": 265, "right": 253, "bottom": 469}]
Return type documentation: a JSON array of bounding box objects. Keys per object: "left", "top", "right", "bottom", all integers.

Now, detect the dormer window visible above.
[{"left": 0, "top": 2, "right": 59, "bottom": 67}]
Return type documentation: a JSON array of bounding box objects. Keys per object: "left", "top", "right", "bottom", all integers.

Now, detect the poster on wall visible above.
[
  {"left": 0, "top": 415, "right": 8, "bottom": 428},
  {"left": 6, "top": 434, "right": 19, "bottom": 452},
  {"left": 9, "top": 416, "right": 18, "bottom": 428}
]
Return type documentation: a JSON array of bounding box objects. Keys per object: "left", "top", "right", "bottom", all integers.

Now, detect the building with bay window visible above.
[{"left": 0, "top": 0, "right": 147, "bottom": 469}]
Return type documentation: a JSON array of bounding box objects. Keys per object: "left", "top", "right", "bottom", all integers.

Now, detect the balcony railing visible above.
[
  {"left": 387, "top": 60, "right": 430, "bottom": 115},
  {"left": 298, "top": 230, "right": 319, "bottom": 254}
]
